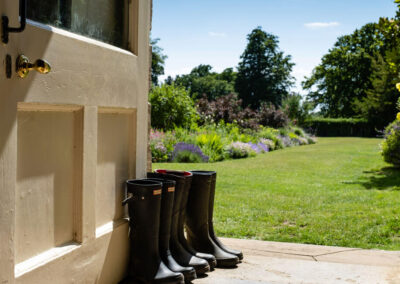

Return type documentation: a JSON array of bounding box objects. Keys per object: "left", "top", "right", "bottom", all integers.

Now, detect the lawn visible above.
[{"left": 153, "top": 137, "right": 400, "bottom": 250}]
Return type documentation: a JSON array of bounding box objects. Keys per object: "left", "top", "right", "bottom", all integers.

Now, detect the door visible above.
[{"left": 0, "top": 1, "right": 151, "bottom": 283}]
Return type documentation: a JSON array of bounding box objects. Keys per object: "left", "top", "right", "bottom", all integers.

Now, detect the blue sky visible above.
[{"left": 152, "top": 0, "right": 397, "bottom": 92}]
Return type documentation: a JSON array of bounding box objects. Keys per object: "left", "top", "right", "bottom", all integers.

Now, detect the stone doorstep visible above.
[
  {"left": 193, "top": 238, "right": 400, "bottom": 284},
  {"left": 220, "top": 238, "right": 400, "bottom": 267}
]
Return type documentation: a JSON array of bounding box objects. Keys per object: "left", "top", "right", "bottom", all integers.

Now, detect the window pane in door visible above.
[{"left": 27, "top": 0, "right": 129, "bottom": 50}]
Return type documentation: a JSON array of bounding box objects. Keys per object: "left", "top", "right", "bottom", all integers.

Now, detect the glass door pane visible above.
[{"left": 27, "top": 0, "right": 129, "bottom": 50}]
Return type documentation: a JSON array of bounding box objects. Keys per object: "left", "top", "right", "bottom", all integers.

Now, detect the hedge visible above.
[{"left": 302, "top": 118, "right": 376, "bottom": 137}]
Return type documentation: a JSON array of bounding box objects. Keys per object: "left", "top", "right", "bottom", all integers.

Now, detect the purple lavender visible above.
[
  {"left": 257, "top": 142, "right": 269, "bottom": 153},
  {"left": 171, "top": 142, "right": 209, "bottom": 163},
  {"left": 247, "top": 142, "right": 261, "bottom": 153}
]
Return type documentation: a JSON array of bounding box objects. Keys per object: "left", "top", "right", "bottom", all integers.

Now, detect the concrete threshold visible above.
[{"left": 194, "top": 238, "right": 400, "bottom": 284}]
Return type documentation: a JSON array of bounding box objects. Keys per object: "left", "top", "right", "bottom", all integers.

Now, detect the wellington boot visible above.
[
  {"left": 148, "top": 171, "right": 210, "bottom": 276},
  {"left": 154, "top": 170, "right": 217, "bottom": 270},
  {"left": 147, "top": 177, "right": 197, "bottom": 282},
  {"left": 123, "top": 179, "right": 184, "bottom": 284},
  {"left": 208, "top": 171, "right": 243, "bottom": 260},
  {"left": 186, "top": 171, "right": 239, "bottom": 268}
]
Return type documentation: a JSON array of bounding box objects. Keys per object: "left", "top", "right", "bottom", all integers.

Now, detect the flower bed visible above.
[{"left": 150, "top": 123, "right": 317, "bottom": 163}]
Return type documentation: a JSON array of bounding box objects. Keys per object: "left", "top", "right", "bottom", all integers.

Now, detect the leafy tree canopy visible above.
[
  {"left": 302, "top": 23, "right": 384, "bottom": 117},
  {"left": 171, "top": 65, "right": 236, "bottom": 100},
  {"left": 151, "top": 38, "right": 167, "bottom": 86},
  {"left": 235, "top": 27, "right": 294, "bottom": 109},
  {"left": 353, "top": 6, "right": 400, "bottom": 129}
]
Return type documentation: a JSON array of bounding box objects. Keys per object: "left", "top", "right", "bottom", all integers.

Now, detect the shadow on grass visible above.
[{"left": 343, "top": 167, "right": 400, "bottom": 190}]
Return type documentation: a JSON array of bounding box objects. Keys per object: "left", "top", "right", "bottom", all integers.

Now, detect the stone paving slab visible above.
[{"left": 193, "top": 238, "right": 400, "bottom": 284}]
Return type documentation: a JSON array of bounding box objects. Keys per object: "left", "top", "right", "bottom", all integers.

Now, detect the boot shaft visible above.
[
  {"left": 146, "top": 177, "right": 176, "bottom": 252},
  {"left": 153, "top": 170, "right": 193, "bottom": 215},
  {"left": 186, "top": 171, "right": 215, "bottom": 230},
  {"left": 123, "top": 179, "right": 163, "bottom": 280},
  {"left": 125, "top": 179, "right": 162, "bottom": 238},
  {"left": 209, "top": 172, "right": 217, "bottom": 221}
]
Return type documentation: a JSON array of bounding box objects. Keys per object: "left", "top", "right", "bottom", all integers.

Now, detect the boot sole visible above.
[
  {"left": 153, "top": 276, "right": 185, "bottom": 284},
  {"left": 209, "top": 259, "right": 217, "bottom": 270},
  {"left": 154, "top": 280, "right": 184, "bottom": 284},
  {"left": 216, "top": 257, "right": 239, "bottom": 268},
  {"left": 194, "top": 264, "right": 210, "bottom": 275},
  {"left": 182, "top": 269, "right": 197, "bottom": 282}
]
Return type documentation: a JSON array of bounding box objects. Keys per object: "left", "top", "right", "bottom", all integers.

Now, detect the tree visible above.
[
  {"left": 353, "top": 7, "right": 400, "bottom": 129},
  {"left": 151, "top": 38, "right": 167, "bottom": 86},
  {"left": 281, "top": 93, "right": 312, "bottom": 125},
  {"left": 149, "top": 84, "right": 199, "bottom": 130},
  {"left": 173, "top": 65, "right": 235, "bottom": 100},
  {"left": 189, "top": 64, "right": 213, "bottom": 77},
  {"left": 235, "top": 27, "right": 294, "bottom": 109},
  {"left": 302, "top": 23, "right": 384, "bottom": 117},
  {"left": 353, "top": 54, "right": 398, "bottom": 129},
  {"left": 216, "top": 67, "right": 237, "bottom": 84}
]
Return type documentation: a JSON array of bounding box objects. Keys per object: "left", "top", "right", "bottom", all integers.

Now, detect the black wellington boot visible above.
[
  {"left": 166, "top": 171, "right": 217, "bottom": 270},
  {"left": 147, "top": 177, "right": 197, "bottom": 282},
  {"left": 208, "top": 172, "right": 243, "bottom": 260},
  {"left": 148, "top": 171, "right": 210, "bottom": 276},
  {"left": 186, "top": 171, "right": 239, "bottom": 268},
  {"left": 123, "top": 179, "right": 184, "bottom": 284}
]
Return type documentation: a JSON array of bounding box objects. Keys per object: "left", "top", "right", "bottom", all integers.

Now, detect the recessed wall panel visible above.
[
  {"left": 96, "top": 108, "right": 136, "bottom": 228},
  {"left": 16, "top": 107, "right": 83, "bottom": 263}
]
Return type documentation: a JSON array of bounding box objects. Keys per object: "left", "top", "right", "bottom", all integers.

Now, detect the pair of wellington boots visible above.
[
  {"left": 151, "top": 170, "right": 242, "bottom": 269},
  {"left": 123, "top": 179, "right": 186, "bottom": 284},
  {"left": 186, "top": 171, "right": 243, "bottom": 266}
]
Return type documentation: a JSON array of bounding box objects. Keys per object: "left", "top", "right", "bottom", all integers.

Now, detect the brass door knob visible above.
[{"left": 16, "top": 55, "right": 51, "bottom": 78}]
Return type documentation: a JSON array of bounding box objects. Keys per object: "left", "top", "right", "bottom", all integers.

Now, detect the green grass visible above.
[{"left": 154, "top": 138, "right": 400, "bottom": 250}]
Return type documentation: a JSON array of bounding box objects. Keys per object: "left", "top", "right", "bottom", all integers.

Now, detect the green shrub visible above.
[
  {"left": 258, "top": 127, "right": 278, "bottom": 140},
  {"left": 260, "top": 138, "right": 275, "bottom": 150},
  {"left": 303, "top": 117, "right": 375, "bottom": 137},
  {"left": 173, "top": 128, "right": 197, "bottom": 145},
  {"left": 279, "top": 128, "right": 290, "bottom": 136},
  {"left": 288, "top": 132, "right": 299, "bottom": 140},
  {"left": 275, "top": 138, "right": 284, "bottom": 149},
  {"left": 150, "top": 84, "right": 199, "bottom": 130},
  {"left": 226, "top": 142, "right": 256, "bottom": 159},
  {"left": 292, "top": 126, "right": 306, "bottom": 137},
  {"left": 258, "top": 127, "right": 283, "bottom": 149},
  {"left": 196, "top": 133, "right": 225, "bottom": 162},
  {"left": 381, "top": 121, "right": 400, "bottom": 167}
]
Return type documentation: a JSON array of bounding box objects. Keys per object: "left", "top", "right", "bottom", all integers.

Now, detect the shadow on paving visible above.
[{"left": 343, "top": 167, "right": 400, "bottom": 190}]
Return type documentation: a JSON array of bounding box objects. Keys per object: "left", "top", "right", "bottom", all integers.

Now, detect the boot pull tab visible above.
[{"left": 122, "top": 192, "right": 134, "bottom": 206}]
